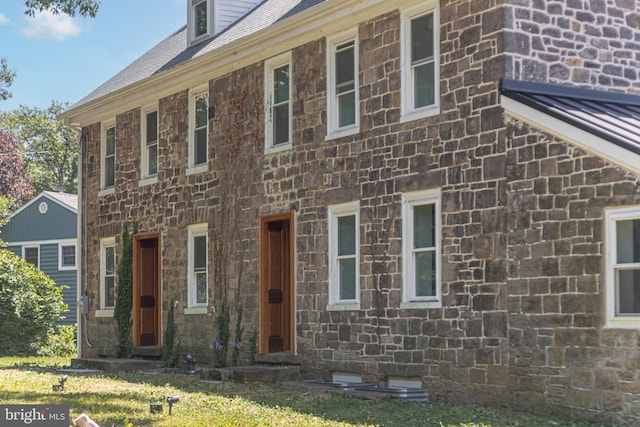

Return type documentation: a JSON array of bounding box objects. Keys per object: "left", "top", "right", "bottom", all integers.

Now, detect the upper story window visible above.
[
  {"left": 59, "top": 243, "right": 76, "bottom": 270},
  {"left": 328, "top": 202, "right": 360, "bottom": 311},
  {"left": 23, "top": 246, "right": 39, "bottom": 268},
  {"left": 188, "top": 223, "right": 208, "bottom": 309},
  {"left": 100, "top": 237, "right": 116, "bottom": 310},
  {"left": 605, "top": 207, "right": 640, "bottom": 328},
  {"left": 141, "top": 105, "right": 159, "bottom": 181},
  {"left": 265, "top": 52, "right": 292, "bottom": 153},
  {"left": 401, "top": 2, "right": 440, "bottom": 121},
  {"left": 402, "top": 189, "right": 441, "bottom": 309},
  {"left": 101, "top": 121, "right": 116, "bottom": 191},
  {"left": 188, "top": 0, "right": 213, "bottom": 45},
  {"left": 327, "top": 32, "right": 359, "bottom": 138},
  {"left": 188, "top": 86, "right": 209, "bottom": 174}
]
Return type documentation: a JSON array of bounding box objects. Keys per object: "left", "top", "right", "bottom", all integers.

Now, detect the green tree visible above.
[
  {"left": 0, "top": 249, "right": 67, "bottom": 355},
  {"left": 0, "top": 58, "right": 16, "bottom": 101},
  {"left": 1, "top": 102, "right": 78, "bottom": 194},
  {"left": 114, "top": 222, "right": 137, "bottom": 358},
  {"left": 23, "top": 0, "right": 100, "bottom": 18},
  {"left": 0, "top": 195, "right": 12, "bottom": 246}
]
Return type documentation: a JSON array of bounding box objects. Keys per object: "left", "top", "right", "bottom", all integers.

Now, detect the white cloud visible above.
[
  {"left": 20, "top": 10, "right": 82, "bottom": 41},
  {"left": 0, "top": 12, "right": 10, "bottom": 25}
]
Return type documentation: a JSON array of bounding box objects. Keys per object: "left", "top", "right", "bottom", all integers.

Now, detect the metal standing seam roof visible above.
[
  {"left": 500, "top": 78, "right": 640, "bottom": 156},
  {"left": 69, "top": 0, "right": 326, "bottom": 111}
]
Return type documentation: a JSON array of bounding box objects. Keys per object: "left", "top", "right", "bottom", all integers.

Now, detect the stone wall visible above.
[{"left": 505, "top": 0, "right": 640, "bottom": 93}]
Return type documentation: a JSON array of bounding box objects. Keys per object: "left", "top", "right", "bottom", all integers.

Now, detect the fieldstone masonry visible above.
[{"left": 79, "top": 1, "right": 640, "bottom": 425}]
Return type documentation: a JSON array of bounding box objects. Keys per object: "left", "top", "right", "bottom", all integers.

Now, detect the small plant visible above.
[
  {"left": 35, "top": 324, "right": 77, "bottom": 357},
  {"left": 114, "top": 222, "right": 138, "bottom": 358},
  {"left": 213, "top": 304, "right": 230, "bottom": 367},
  {"left": 248, "top": 328, "right": 258, "bottom": 365},
  {"left": 163, "top": 302, "right": 178, "bottom": 367},
  {"left": 231, "top": 305, "right": 244, "bottom": 366}
]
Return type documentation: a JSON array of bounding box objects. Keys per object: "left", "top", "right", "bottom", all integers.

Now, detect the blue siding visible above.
[{"left": 1, "top": 195, "right": 76, "bottom": 242}]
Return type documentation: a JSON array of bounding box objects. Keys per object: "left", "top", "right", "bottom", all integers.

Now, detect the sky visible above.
[{"left": 0, "top": 0, "right": 187, "bottom": 113}]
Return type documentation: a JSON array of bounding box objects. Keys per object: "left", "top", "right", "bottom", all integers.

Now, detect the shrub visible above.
[
  {"left": 36, "top": 324, "right": 77, "bottom": 357},
  {"left": 0, "top": 249, "right": 67, "bottom": 355}
]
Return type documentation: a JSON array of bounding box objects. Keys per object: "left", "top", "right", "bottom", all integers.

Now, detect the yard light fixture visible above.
[
  {"left": 167, "top": 395, "right": 180, "bottom": 415},
  {"left": 53, "top": 374, "right": 68, "bottom": 392},
  {"left": 184, "top": 353, "right": 197, "bottom": 374}
]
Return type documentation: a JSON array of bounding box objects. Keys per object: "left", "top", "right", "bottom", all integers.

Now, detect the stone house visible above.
[{"left": 60, "top": 0, "right": 640, "bottom": 424}]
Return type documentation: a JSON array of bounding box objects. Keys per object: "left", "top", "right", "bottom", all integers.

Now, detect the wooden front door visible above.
[
  {"left": 259, "top": 212, "right": 294, "bottom": 354},
  {"left": 133, "top": 234, "right": 161, "bottom": 347}
]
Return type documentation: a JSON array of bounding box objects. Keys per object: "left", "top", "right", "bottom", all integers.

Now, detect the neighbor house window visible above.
[
  {"left": 141, "top": 104, "right": 159, "bottom": 181},
  {"left": 328, "top": 202, "right": 360, "bottom": 310},
  {"left": 188, "top": 86, "right": 209, "bottom": 173},
  {"left": 100, "top": 237, "right": 116, "bottom": 310},
  {"left": 22, "top": 246, "right": 39, "bottom": 268},
  {"left": 188, "top": 0, "right": 211, "bottom": 45},
  {"left": 265, "top": 52, "right": 292, "bottom": 152},
  {"left": 59, "top": 243, "right": 76, "bottom": 270},
  {"left": 402, "top": 189, "right": 441, "bottom": 309},
  {"left": 401, "top": 2, "right": 439, "bottom": 120},
  {"left": 605, "top": 207, "right": 640, "bottom": 327},
  {"left": 188, "top": 223, "right": 208, "bottom": 309},
  {"left": 327, "top": 32, "right": 359, "bottom": 138},
  {"left": 101, "top": 121, "right": 116, "bottom": 191}
]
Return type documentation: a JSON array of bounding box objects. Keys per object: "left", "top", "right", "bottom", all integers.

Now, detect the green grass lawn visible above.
[{"left": 0, "top": 357, "right": 602, "bottom": 427}]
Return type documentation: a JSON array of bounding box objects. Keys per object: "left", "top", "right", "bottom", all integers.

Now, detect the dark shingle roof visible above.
[
  {"left": 71, "top": 0, "right": 325, "bottom": 110},
  {"left": 500, "top": 78, "right": 640, "bottom": 156}
]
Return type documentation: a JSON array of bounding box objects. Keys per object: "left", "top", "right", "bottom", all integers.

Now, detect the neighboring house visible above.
[
  {"left": 59, "top": 0, "right": 640, "bottom": 424},
  {"left": 1, "top": 191, "right": 77, "bottom": 325}
]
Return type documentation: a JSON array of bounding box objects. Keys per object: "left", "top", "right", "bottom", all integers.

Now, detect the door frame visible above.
[
  {"left": 258, "top": 211, "right": 295, "bottom": 354},
  {"left": 132, "top": 232, "right": 162, "bottom": 348}
]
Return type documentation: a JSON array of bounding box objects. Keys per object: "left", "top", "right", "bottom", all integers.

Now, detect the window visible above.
[
  {"left": 101, "top": 121, "right": 116, "bottom": 191},
  {"left": 605, "top": 207, "right": 640, "bottom": 327},
  {"left": 188, "top": 223, "right": 208, "bottom": 310},
  {"left": 402, "top": 189, "right": 441, "bottom": 309},
  {"left": 265, "top": 53, "right": 292, "bottom": 152},
  {"left": 188, "top": 86, "right": 209, "bottom": 173},
  {"left": 100, "top": 238, "right": 116, "bottom": 310},
  {"left": 59, "top": 243, "right": 76, "bottom": 270},
  {"left": 22, "top": 246, "right": 39, "bottom": 268},
  {"left": 328, "top": 202, "right": 359, "bottom": 310},
  {"left": 327, "top": 32, "right": 359, "bottom": 138},
  {"left": 401, "top": 2, "right": 439, "bottom": 120},
  {"left": 141, "top": 105, "right": 158, "bottom": 181},
  {"left": 188, "top": 0, "right": 212, "bottom": 45}
]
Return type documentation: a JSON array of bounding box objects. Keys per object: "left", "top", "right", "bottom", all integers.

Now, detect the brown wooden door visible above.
[
  {"left": 260, "top": 213, "right": 293, "bottom": 354},
  {"left": 133, "top": 235, "right": 161, "bottom": 347}
]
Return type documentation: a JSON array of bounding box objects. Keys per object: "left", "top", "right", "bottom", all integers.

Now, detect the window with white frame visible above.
[
  {"left": 402, "top": 190, "right": 441, "bottom": 308},
  {"left": 401, "top": 2, "right": 439, "bottom": 120},
  {"left": 141, "top": 105, "right": 159, "bottom": 179},
  {"left": 22, "top": 246, "right": 39, "bottom": 268},
  {"left": 327, "top": 32, "right": 358, "bottom": 137},
  {"left": 188, "top": 0, "right": 211, "bottom": 45},
  {"left": 188, "top": 87, "right": 209, "bottom": 171},
  {"left": 605, "top": 207, "right": 640, "bottom": 327},
  {"left": 328, "top": 202, "right": 359, "bottom": 310},
  {"left": 188, "top": 223, "right": 208, "bottom": 308},
  {"left": 101, "top": 121, "right": 116, "bottom": 190},
  {"left": 265, "top": 53, "right": 292, "bottom": 152},
  {"left": 100, "top": 237, "right": 116, "bottom": 310},
  {"left": 59, "top": 243, "right": 76, "bottom": 270}
]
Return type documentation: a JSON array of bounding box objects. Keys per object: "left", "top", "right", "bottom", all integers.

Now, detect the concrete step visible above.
[
  {"left": 71, "top": 358, "right": 166, "bottom": 373},
  {"left": 201, "top": 364, "right": 301, "bottom": 383}
]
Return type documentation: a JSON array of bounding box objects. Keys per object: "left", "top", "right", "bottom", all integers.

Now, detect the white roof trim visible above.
[{"left": 501, "top": 95, "right": 640, "bottom": 176}]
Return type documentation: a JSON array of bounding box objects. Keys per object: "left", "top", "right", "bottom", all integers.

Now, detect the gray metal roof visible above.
[
  {"left": 500, "top": 79, "right": 640, "bottom": 156},
  {"left": 71, "top": 0, "right": 325, "bottom": 110}
]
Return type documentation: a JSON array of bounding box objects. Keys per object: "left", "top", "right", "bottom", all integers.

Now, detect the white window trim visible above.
[
  {"left": 264, "top": 52, "right": 293, "bottom": 153},
  {"left": 326, "top": 30, "right": 359, "bottom": 140},
  {"left": 58, "top": 241, "right": 77, "bottom": 271},
  {"left": 327, "top": 201, "right": 360, "bottom": 311},
  {"left": 400, "top": 2, "right": 440, "bottom": 122},
  {"left": 187, "top": 223, "right": 208, "bottom": 310},
  {"left": 187, "top": 85, "right": 209, "bottom": 173},
  {"left": 100, "top": 120, "right": 116, "bottom": 193},
  {"left": 22, "top": 245, "right": 40, "bottom": 269},
  {"left": 401, "top": 189, "right": 442, "bottom": 309},
  {"left": 187, "top": 0, "right": 215, "bottom": 46},
  {"left": 605, "top": 206, "right": 640, "bottom": 328},
  {"left": 140, "top": 103, "right": 159, "bottom": 183},
  {"left": 100, "top": 237, "right": 116, "bottom": 311}
]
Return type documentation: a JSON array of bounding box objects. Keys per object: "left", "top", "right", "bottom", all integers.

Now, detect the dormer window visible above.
[{"left": 188, "top": 0, "right": 213, "bottom": 45}]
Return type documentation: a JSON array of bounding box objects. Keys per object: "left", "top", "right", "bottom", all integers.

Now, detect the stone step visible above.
[
  {"left": 201, "top": 364, "right": 301, "bottom": 383},
  {"left": 71, "top": 358, "right": 166, "bottom": 373}
]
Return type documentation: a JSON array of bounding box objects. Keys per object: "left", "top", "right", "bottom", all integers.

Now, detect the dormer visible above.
[{"left": 187, "top": 0, "right": 261, "bottom": 46}]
